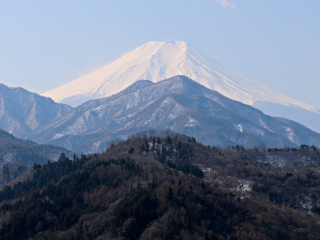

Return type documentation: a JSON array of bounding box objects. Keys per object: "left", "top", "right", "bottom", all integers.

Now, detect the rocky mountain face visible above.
[
  {"left": 42, "top": 40, "right": 320, "bottom": 132},
  {"left": 33, "top": 76, "right": 320, "bottom": 153},
  {"left": 0, "top": 84, "right": 73, "bottom": 139}
]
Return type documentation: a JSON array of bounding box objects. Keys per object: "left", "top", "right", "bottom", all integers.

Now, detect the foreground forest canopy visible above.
[{"left": 0, "top": 130, "right": 320, "bottom": 239}]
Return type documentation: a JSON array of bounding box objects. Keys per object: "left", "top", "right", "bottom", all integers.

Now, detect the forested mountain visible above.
[
  {"left": 0, "top": 127, "right": 73, "bottom": 188},
  {"left": 0, "top": 162, "right": 32, "bottom": 189},
  {"left": 226, "top": 144, "right": 320, "bottom": 168},
  {"left": 34, "top": 76, "right": 320, "bottom": 153},
  {"left": 0, "top": 131, "right": 320, "bottom": 239},
  {"left": 0, "top": 128, "right": 72, "bottom": 165},
  {"left": 0, "top": 83, "right": 73, "bottom": 139}
]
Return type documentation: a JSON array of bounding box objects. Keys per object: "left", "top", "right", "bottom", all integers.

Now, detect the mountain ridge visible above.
[
  {"left": 41, "top": 40, "right": 320, "bottom": 132},
  {"left": 34, "top": 76, "right": 320, "bottom": 153},
  {"left": 0, "top": 83, "right": 73, "bottom": 139},
  {"left": 2, "top": 76, "right": 320, "bottom": 154}
]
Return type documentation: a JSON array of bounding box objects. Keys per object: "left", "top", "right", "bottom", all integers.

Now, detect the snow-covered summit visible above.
[{"left": 42, "top": 40, "right": 320, "bottom": 132}]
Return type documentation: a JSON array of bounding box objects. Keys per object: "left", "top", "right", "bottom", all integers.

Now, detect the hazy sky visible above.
[{"left": 1, "top": 1, "right": 320, "bottom": 106}]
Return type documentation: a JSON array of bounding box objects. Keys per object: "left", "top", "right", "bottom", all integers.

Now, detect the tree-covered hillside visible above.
[
  {"left": 0, "top": 128, "right": 73, "bottom": 165},
  {"left": 0, "top": 131, "right": 320, "bottom": 239}
]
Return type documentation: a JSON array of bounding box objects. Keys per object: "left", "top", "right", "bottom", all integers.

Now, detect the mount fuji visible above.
[{"left": 42, "top": 40, "right": 320, "bottom": 132}]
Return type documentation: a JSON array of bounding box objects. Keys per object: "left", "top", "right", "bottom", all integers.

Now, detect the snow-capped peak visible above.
[{"left": 42, "top": 40, "right": 320, "bottom": 132}]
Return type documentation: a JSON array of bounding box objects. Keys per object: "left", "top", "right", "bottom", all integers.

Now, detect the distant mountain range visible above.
[
  {"left": 29, "top": 76, "right": 320, "bottom": 153},
  {"left": 42, "top": 40, "right": 320, "bottom": 133},
  {"left": 0, "top": 83, "right": 72, "bottom": 139},
  {"left": 1, "top": 74, "right": 320, "bottom": 153}
]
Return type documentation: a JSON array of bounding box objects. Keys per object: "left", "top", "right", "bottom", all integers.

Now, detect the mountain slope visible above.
[
  {"left": 42, "top": 40, "right": 320, "bottom": 132},
  {"left": 35, "top": 76, "right": 320, "bottom": 153},
  {"left": 1, "top": 132, "right": 320, "bottom": 239},
  {"left": 0, "top": 84, "right": 73, "bottom": 138},
  {"left": 0, "top": 128, "right": 73, "bottom": 164}
]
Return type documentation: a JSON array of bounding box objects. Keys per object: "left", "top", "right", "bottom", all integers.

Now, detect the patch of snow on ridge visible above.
[
  {"left": 286, "top": 127, "right": 295, "bottom": 142},
  {"left": 53, "top": 133, "right": 65, "bottom": 139},
  {"left": 233, "top": 124, "right": 243, "bottom": 132},
  {"left": 185, "top": 117, "right": 199, "bottom": 128}
]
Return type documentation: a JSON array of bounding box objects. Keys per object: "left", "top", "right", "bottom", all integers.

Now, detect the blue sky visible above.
[{"left": 1, "top": 0, "right": 320, "bottom": 106}]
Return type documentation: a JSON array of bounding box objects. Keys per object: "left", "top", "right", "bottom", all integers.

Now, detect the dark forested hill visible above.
[
  {"left": 0, "top": 131, "right": 319, "bottom": 240},
  {"left": 0, "top": 128, "right": 73, "bottom": 165},
  {"left": 0, "top": 128, "right": 73, "bottom": 188}
]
